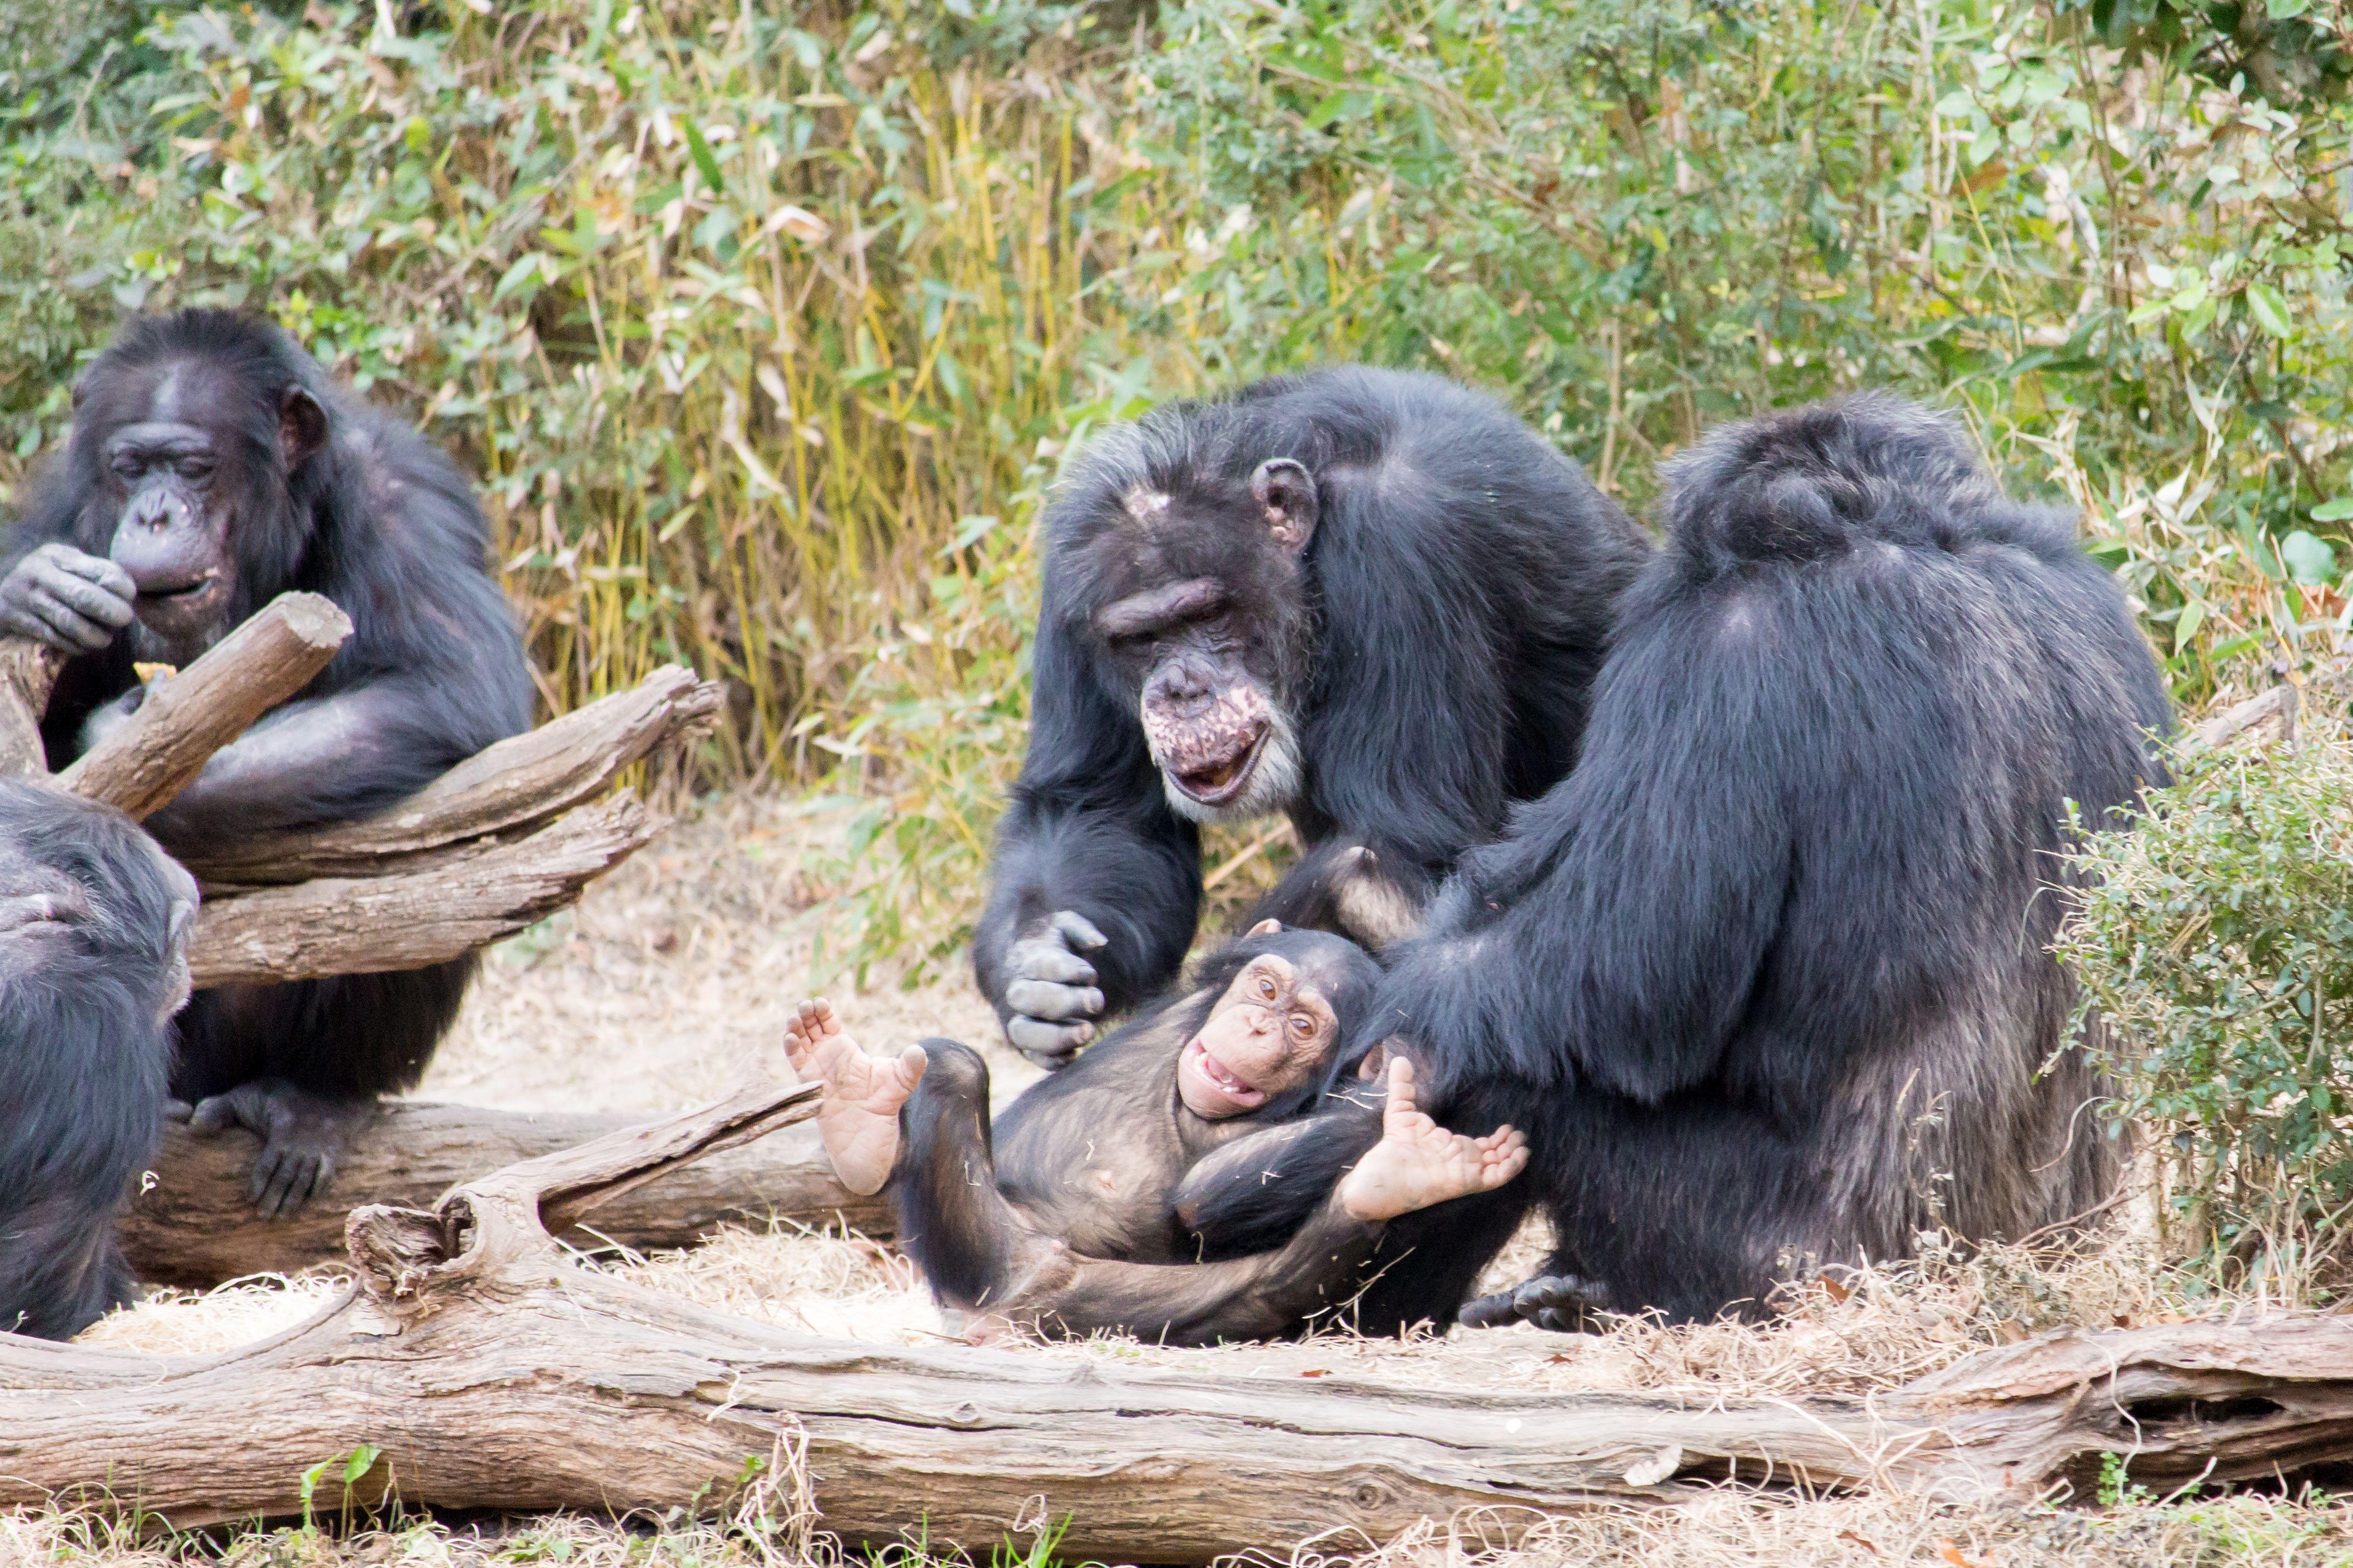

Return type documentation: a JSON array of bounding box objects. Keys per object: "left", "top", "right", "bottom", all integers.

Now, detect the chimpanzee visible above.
[
  {"left": 784, "top": 925, "right": 1527, "bottom": 1343},
  {"left": 0, "top": 309, "right": 533, "bottom": 1217},
  {"left": 0, "top": 780, "right": 197, "bottom": 1340},
  {"left": 1181, "top": 394, "right": 2173, "bottom": 1331},
  {"left": 975, "top": 366, "right": 1651, "bottom": 1066}
]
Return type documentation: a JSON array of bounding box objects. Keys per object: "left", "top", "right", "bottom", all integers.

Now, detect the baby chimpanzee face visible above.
[{"left": 1176, "top": 949, "right": 1342, "bottom": 1119}]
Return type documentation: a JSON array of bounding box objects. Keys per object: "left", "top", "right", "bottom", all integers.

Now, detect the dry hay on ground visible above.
[{"left": 46, "top": 786, "right": 2353, "bottom": 1566}]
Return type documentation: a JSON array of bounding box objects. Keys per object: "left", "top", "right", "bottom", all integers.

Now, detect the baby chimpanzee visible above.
[{"left": 785, "top": 924, "right": 1526, "bottom": 1344}]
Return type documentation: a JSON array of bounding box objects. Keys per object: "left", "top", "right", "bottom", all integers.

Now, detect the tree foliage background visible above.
[{"left": 2, "top": 0, "right": 2349, "bottom": 986}]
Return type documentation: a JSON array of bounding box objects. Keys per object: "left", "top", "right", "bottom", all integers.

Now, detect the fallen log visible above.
[
  {"left": 2190, "top": 682, "right": 2300, "bottom": 750},
  {"left": 0, "top": 639, "right": 61, "bottom": 776},
  {"left": 176, "top": 664, "right": 721, "bottom": 885},
  {"left": 189, "top": 794, "right": 657, "bottom": 987},
  {"left": 120, "top": 1101, "right": 888, "bottom": 1288},
  {"left": 12, "top": 1081, "right": 2353, "bottom": 1561},
  {"left": 57, "top": 593, "right": 352, "bottom": 818}
]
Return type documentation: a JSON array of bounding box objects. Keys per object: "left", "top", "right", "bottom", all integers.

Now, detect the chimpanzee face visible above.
[
  {"left": 75, "top": 359, "right": 326, "bottom": 665},
  {"left": 1176, "top": 948, "right": 1343, "bottom": 1119},
  {"left": 1083, "top": 459, "right": 1320, "bottom": 825}
]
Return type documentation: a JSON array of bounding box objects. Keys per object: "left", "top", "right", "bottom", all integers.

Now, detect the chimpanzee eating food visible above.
[
  {"left": 974, "top": 366, "right": 1651, "bottom": 1066},
  {"left": 784, "top": 924, "right": 1527, "bottom": 1343},
  {"left": 0, "top": 309, "right": 533, "bottom": 1217},
  {"left": 0, "top": 779, "right": 197, "bottom": 1340}
]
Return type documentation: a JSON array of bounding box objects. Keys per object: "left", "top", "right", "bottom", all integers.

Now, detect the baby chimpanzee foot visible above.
[
  {"left": 781, "top": 997, "right": 929, "bottom": 1196},
  {"left": 1334, "top": 1057, "right": 1530, "bottom": 1223},
  {"left": 173, "top": 1078, "right": 378, "bottom": 1219},
  {"left": 1459, "top": 1272, "right": 1612, "bottom": 1334}
]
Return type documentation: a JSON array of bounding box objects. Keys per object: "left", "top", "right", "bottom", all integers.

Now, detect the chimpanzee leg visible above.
[
  {"left": 172, "top": 956, "right": 478, "bottom": 1217},
  {"left": 890, "top": 1037, "right": 1048, "bottom": 1310}
]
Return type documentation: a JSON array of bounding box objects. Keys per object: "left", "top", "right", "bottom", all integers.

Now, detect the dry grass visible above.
[{"left": 31, "top": 787, "right": 2353, "bottom": 1566}]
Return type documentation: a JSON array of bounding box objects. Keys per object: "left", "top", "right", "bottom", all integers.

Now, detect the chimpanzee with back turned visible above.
[
  {"left": 784, "top": 922, "right": 1526, "bottom": 1345},
  {"left": 1176, "top": 395, "right": 2172, "bottom": 1334},
  {"left": 975, "top": 366, "right": 1651, "bottom": 1066},
  {"left": 0, "top": 780, "right": 197, "bottom": 1340},
  {"left": 0, "top": 309, "right": 533, "bottom": 1217}
]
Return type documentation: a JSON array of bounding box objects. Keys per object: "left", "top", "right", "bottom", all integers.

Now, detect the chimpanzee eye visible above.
[
  {"left": 109, "top": 456, "right": 142, "bottom": 481},
  {"left": 1288, "top": 1013, "right": 1315, "bottom": 1039},
  {"left": 1255, "top": 975, "right": 1277, "bottom": 1000},
  {"left": 177, "top": 458, "right": 213, "bottom": 481}
]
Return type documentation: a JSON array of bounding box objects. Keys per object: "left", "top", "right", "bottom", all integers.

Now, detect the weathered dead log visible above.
[
  {"left": 12, "top": 1081, "right": 2353, "bottom": 1561},
  {"left": 2191, "top": 683, "right": 2299, "bottom": 750},
  {"left": 176, "top": 664, "right": 721, "bottom": 885},
  {"left": 189, "top": 795, "right": 656, "bottom": 987},
  {"left": 56, "top": 593, "right": 351, "bottom": 818},
  {"left": 120, "top": 1101, "right": 889, "bottom": 1288},
  {"left": 0, "top": 637, "right": 62, "bottom": 776}
]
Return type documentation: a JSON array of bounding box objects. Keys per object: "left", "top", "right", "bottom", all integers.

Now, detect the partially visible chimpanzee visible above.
[
  {"left": 976, "top": 367, "right": 1651, "bottom": 1066},
  {"left": 0, "top": 780, "right": 196, "bottom": 1340},
  {"left": 0, "top": 309, "right": 533, "bottom": 1217},
  {"left": 785, "top": 925, "right": 1527, "bottom": 1343},
  {"left": 1183, "top": 395, "right": 2172, "bottom": 1331}
]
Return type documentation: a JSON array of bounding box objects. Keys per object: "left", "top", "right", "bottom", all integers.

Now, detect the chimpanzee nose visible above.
[{"left": 127, "top": 490, "right": 182, "bottom": 530}]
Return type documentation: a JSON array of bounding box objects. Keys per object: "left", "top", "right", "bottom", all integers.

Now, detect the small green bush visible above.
[{"left": 2058, "top": 720, "right": 2353, "bottom": 1266}]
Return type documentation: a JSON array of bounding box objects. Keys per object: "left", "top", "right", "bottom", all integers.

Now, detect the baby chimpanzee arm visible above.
[{"left": 1171, "top": 1093, "right": 1384, "bottom": 1258}]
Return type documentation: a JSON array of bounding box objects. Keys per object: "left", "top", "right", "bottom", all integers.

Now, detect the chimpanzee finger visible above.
[
  {"left": 1012, "top": 943, "right": 1098, "bottom": 987},
  {"left": 163, "top": 1098, "right": 196, "bottom": 1123},
  {"left": 1050, "top": 910, "right": 1110, "bottom": 952},
  {"left": 1007, "top": 1015, "right": 1091, "bottom": 1064},
  {"left": 36, "top": 562, "right": 135, "bottom": 627},
  {"left": 47, "top": 547, "right": 138, "bottom": 603},
  {"left": 21, "top": 586, "right": 115, "bottom": 651},
  {"left": 186, "top": 1091, "right": 250, "bottom": 1138},
  {"left": 254, "top": 1144, "right": 319, "bottom": 1217},
  {"left": 1004, "top": 978, "right": 1103, "bottom": 1021},
  {"left": 1457, "top": 1288, "right": 1521, "bottom": 1329}
]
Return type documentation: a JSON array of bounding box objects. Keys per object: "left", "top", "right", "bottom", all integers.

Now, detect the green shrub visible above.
[{"left": 2057, "top": 722, "right": 2353, "bottom": 1266}]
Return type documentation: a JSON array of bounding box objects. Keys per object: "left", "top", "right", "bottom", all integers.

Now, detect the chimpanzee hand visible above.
[
  {"left": 1458, "top": 1272, "right": 1611, "bottom": 1334},
  {"left": 170, "top": 1077, "right": 380, "bottom": 1219},
  {"left": 1002, "top": 909, "right": 1109, "bottom": 1068},
  {"left": 0, "top": 542, "right": 136, "bottom": 653}
]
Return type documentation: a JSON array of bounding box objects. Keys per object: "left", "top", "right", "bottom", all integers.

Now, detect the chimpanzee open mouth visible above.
[
  {"left": 1182, "top": 1034, "right": 1267, "bottom": 1109},
  {"left": 1171, "top": 728, "right": 1267, "bottom": 805}
]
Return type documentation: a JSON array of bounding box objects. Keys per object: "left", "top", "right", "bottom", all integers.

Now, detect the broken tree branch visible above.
[
  {"left": 11, "top": 1084, "right": 2353, "bottom": 1560},
  {"left": 2190, "top": 683, "right": 2299, "bottom": 750},
  {"left": 0, "top": 637, "right": 62, "bottom": 777},
  {"left": 188, "top": 795, "right": 656, "bottom": 987},
  {"left": 175, "top": 664, "right": 722, "bottom": 885},
  {"left": 56, "top": 593, "right": 352, "bottom": 818},
  {"left": 119, "top": 1103, "right": 889, "bottom": 1288}
]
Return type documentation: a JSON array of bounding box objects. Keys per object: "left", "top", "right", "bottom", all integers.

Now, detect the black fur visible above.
[
  {"left": 1, "top": 310, "right": 532, "bottom": 1204},
  {"left": 0, "top": 781, "right": 195, "bottom": 1340},
  {"left": 974, "top": 366, "right": 1650, "bottom": 1032},
  {"left": 1206, "top": 395, "right": 2172, "bottom": 1330}
]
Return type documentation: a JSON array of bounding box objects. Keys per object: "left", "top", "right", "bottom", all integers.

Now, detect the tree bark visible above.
[
  {"left": 120, "top": 1102, "right": 888, "bottom": 1288},
  {"left": 0, "top": 637, "right": 62, "bottom": 777},
  {"left": 176, "top": 664, "right": 722, "bottom": 885},
  {"left": 2191, "top": 683, "right": 2299, "bottom": 749},
  {"left": 56, "top": 592, "right": 352, "bottom": 818},
  {"left": 11, "top": 1082, "right": 2353, "bottom": 1561},
  {"left": 188, "top": 795, "right": 656, "bottom": 987}
]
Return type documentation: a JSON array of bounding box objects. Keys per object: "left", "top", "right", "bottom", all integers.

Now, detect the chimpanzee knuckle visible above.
[{"left": 1023, "top": 947, "right": 1098, "bottom": 986}]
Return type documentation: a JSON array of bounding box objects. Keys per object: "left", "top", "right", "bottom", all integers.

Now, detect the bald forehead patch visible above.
[{"left": 1123, "top": 486, "right": 1173, "bottom": 524}]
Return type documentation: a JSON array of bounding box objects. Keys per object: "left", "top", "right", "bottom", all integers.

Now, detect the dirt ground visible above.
[{"left": 43, "top": 788, "right": 2353, "bottom": 1565}]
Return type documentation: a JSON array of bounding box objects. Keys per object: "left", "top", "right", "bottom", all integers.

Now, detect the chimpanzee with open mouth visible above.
[{"left": 974, "top": 366, "right": 1651, "bottom": 1067}]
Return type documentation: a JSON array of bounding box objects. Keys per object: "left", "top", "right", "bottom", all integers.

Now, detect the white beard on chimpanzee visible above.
[
  {"left": 0, "top": 309, "right": 533, "bottom": 1227},
  {"left": 1177, "top": 394, "right": 2174, "bottom": 1334},
  {"left": 972, "top": 366, "right": 1652, "bottom": 1068}
]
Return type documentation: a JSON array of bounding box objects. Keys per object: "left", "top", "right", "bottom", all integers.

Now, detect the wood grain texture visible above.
[
  {"left": 176, "top": 664, "right": 722, "bottom": 885},
  {"left": 15, "top": 1082, "right": 2353, "bottom": 1560},
  {"left": 0, "top": 637, "right": 62, "bottom": 777},
  {"left": 187, "top": 795, "right": 655, "bottom": 987},
  {"left": 56, "top": 592, "right": 351, "bottom": 818},
  {"left": 119, "top": 1102, "right": 891, "bottom": 1288}
]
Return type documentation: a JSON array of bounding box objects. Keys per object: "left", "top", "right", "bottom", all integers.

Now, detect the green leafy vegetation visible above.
[
  {"left": 2059, "top": 722, "right": 2353, "bottom": 1277},
  {"left": 2, "top": 0, "right": 2349, "bottom": 972}
]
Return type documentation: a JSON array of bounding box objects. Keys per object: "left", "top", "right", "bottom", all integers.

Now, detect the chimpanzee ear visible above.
[
  {"left": 278, "top": 386, "right": 328, "bottom": 472},
  {"left": 1252, "top": 458, "right": 1318, "bottom": 553},
  {"left": 1246, "top": 918, "right": 1283, "bottom": 937},
  {"left": 1356, "top": 1041, "right": 1390, "bottom": 1082}
]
